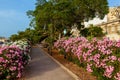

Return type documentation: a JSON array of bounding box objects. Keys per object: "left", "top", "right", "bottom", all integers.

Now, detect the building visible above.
[
  {"left": 84, "top": 7, "right": 120, "bottom": 40},
  {"left": 0, "top": 37, "right": 7, "bottom": 42},
  {"left": 98, "top": 20, "right": 120, "bottom": 41}
]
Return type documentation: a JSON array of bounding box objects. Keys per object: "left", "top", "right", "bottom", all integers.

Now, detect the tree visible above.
[
  {"left": 81, "top": 25, "right": 104, "bottom": 38},
  {"left": 26, "top": 0, "right": 109, "bottom": 43},
  {"left": 10, "top": 34, "right": 19, "bottom": 41}
]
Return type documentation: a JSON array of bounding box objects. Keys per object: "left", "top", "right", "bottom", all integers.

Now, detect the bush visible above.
[
  {"left": 54, "top": 37, "right": 120, "bottom": 80},
  {"left": 0, "top": 46, "right": 24, "bottom": 79},
  {"left": 0, "top": 40, "right": 31, "bottom": 80},
  {"left": 81, "top": 25, "right": 104, "bottom": 37}
]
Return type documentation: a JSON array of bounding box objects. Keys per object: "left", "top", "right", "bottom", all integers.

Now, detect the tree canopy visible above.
[
  {"left": 29, "top": 0, "right": 108, "bottom": 28},
  {"left": 10, "top": 0, "right": 109, "bottom": 44}
]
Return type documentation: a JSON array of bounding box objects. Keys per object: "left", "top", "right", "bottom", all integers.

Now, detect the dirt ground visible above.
[{"left": 44, "top": 48, "right": 97, "bottom": 80}]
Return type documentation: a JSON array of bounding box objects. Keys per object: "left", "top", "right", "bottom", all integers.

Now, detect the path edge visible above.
[{"left": 37, "top": 45, "right": 81, "bottom": 80}]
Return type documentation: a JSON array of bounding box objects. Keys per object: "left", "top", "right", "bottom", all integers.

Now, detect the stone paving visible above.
[{"left": 22, "top": 46, "right": 75, "bottom": 80}]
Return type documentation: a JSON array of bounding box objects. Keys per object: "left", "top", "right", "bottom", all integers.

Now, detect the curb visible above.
[{"left": 37, "top": 45, "right": 81, "bottom": 80}]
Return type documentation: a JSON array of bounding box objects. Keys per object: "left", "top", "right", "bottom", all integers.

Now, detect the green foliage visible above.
[
  {"left": 59, "top": 48, "right": 65, "bottom": 55},
  {"left": 55, "top": 37, "right": 120, "bottom": 80},
  {"left": 9, "top": 28, "right": 42, "bottom": 44},
  {"left": 26, "top": 0, "right": 109, "bottom": 44},
  {"left": 10, "top": 34, "right": 20, "bottom": 41},
  {"left": 10, "top": 0, "right": 109, "bottom": 45},
  {"left": 81, "top": 25, "right": 105, "bottom": 38}
]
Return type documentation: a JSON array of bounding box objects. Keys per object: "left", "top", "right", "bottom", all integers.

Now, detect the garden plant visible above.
[
  {"left": 54, "top": 37, "right": 120, "bottom": 80},
  {"left": 0, "top": 40, "right": 31, "bottom": 80}
]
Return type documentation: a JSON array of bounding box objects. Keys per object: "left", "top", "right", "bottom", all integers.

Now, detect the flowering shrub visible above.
[
  {"left": 0, "top": 40, "right": 31, "bottom": 80},
  {"left": 54, "top": 37, "right": 120, "bottom": 80},
  {"left": 0, "top": 46, "right": 23, "bottom": 79},
  {"left": 10, "top": 40, "right": 31, "bottom": 63}
]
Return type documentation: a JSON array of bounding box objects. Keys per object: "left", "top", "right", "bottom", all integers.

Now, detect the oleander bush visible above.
[
  {"left": 54, "top": 37, "right": 120, "bottom": 80},
  {"left": 0, "top": 40, "right": 31, "bottom": 80}
]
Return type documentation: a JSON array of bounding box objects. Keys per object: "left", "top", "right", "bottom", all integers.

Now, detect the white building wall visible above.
[{"left": 84, "top": 15, "right": 108, "bottom": 27}]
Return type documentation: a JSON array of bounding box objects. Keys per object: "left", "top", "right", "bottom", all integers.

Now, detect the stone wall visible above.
[{"left": 97, "top": 7, "right": 120, "bottom": 40}]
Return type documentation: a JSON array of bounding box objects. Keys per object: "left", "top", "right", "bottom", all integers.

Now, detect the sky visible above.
[
  {"left": 0, "top": 0, "right": 120, "bottom": 38},
  {"left": 0, "top": 0, "right": 36, "bottom": 38}
]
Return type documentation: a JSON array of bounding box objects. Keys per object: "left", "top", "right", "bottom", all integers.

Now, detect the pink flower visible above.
[
  {"left": 118, "top": 58, "right": 120, "bottom": 62},
  {"left": 54, "top": 37, "right": 120, "bottom": 79},
  {"left": 0, "top": 57, "right": 4, "bottom": 63},
  {"left": 114, "top": 72, "right": 120, "bottom": 80},
  {"left": 9, "top": 66, "right": 17, "bottom": 71},
  {"left": 0, "top": 49, "right": 2, "bottom": 54},
  {"left": 116, "top": 40, "right": 120, "bottom": 47},
  {"left": 86, "top": 64, "right": 93, "bottom": 72},
  {"left": 108, "top": 56, "right": 117, "bottom": 62},
  {"left": 9, "top": 50, "right": 14, "bottom": 53},
  {"left": 104, "top": 66, "right": 114, "bottom": 78},
  {"left": 6, "top": 75, "right": 11, "bottom": 79},
  {"left": 17, "top": 72, "right": 21, "bottom": 78}
]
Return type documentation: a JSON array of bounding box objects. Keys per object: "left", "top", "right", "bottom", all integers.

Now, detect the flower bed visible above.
[
  {"left": 0, "top": 40, "right": 31, "bottom": 80},
  {"left": 54, "top": 37, "right": 120, "bottom": 80}
]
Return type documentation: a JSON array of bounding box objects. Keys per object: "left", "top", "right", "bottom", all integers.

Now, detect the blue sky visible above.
[
  {"left": 0, "top": 0, "right": 120, "bottom": 38},
  {"left": 108, "top": 0, "right": 120, "bottom": 7},
  {"left": 0, "top": 0, "right": 36, "bottom": 38}
]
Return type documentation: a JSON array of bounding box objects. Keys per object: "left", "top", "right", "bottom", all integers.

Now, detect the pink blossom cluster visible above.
[
  {"left": 54, "top": 37, "right": 120, "bottom": 80},
  {"left": 0, "top": 44, "right": 31, "bottom": 80}
]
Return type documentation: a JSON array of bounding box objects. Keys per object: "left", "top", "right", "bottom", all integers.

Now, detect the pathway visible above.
[{"left": 22, "top": 46, "right": 75, "bottom": 80}]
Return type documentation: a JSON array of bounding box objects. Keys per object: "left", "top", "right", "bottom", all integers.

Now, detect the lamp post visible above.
[{"left": 63, "top": 28, "right": 67, "bottom": 59}]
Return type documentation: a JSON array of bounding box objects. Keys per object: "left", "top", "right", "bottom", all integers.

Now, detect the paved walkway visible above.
[{"left": 23, "top": 46, "right": 75, "bottom": 80}]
